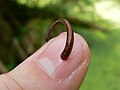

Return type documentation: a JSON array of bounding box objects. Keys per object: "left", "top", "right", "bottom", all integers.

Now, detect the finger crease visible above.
[{"left": 5, "top": 74, "right": 23, "bottom": 90}]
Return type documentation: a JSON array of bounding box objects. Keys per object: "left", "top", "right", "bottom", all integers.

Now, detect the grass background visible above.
[{"left": 80, "top": 29, "right": 119, "bottom": 90}]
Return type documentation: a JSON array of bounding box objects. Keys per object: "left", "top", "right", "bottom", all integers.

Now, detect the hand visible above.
[{"left": 0, "top": 32, "right": 90, "bottom": 90}]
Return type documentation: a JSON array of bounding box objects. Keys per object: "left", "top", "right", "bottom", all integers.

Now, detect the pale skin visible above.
[{"left": 0, "top": 32, "right": 90, "bottom": 90}]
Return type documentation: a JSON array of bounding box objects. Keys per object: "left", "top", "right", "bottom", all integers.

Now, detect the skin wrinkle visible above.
[
  {"left": 0, "top": 77, "right": 9, "bottom": 90},
  {"left": 5, "top": 73, "right": 23, "bottom": 90}
]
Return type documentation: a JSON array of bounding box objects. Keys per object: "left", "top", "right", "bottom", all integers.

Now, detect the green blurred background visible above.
[{"left": 0, "top": 0, "right": 119, "bottom": 90}]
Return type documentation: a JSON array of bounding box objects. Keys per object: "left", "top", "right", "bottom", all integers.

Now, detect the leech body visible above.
[{"left": 45, "top": 19, "right": 74, "bottom": 60}]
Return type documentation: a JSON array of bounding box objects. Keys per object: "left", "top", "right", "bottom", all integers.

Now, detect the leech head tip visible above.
[{"left": 61, "top": 53, "right": 68, "bottom": 60}]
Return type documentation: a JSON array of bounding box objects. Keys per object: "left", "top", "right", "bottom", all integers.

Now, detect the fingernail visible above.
[{"left": 37, "top": 32, "right": 88, "bottom": 79}]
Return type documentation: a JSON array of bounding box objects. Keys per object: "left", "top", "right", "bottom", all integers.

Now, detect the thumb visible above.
[{"left": 2, "top": 32, "right": 90, "bottom": 90}]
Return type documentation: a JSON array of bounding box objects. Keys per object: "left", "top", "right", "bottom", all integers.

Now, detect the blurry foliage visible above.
[{"left": 0, "top": 0, "right": 119, "bottom": 90}]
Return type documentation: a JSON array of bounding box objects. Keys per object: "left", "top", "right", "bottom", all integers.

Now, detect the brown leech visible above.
[{"left": 45, "top": 19, "right": 74, "bottom": 60}]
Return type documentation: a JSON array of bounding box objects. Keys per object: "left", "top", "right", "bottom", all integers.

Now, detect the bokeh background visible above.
[{"left": 0, "top": 0, "right": 119, "bottom": 90}]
